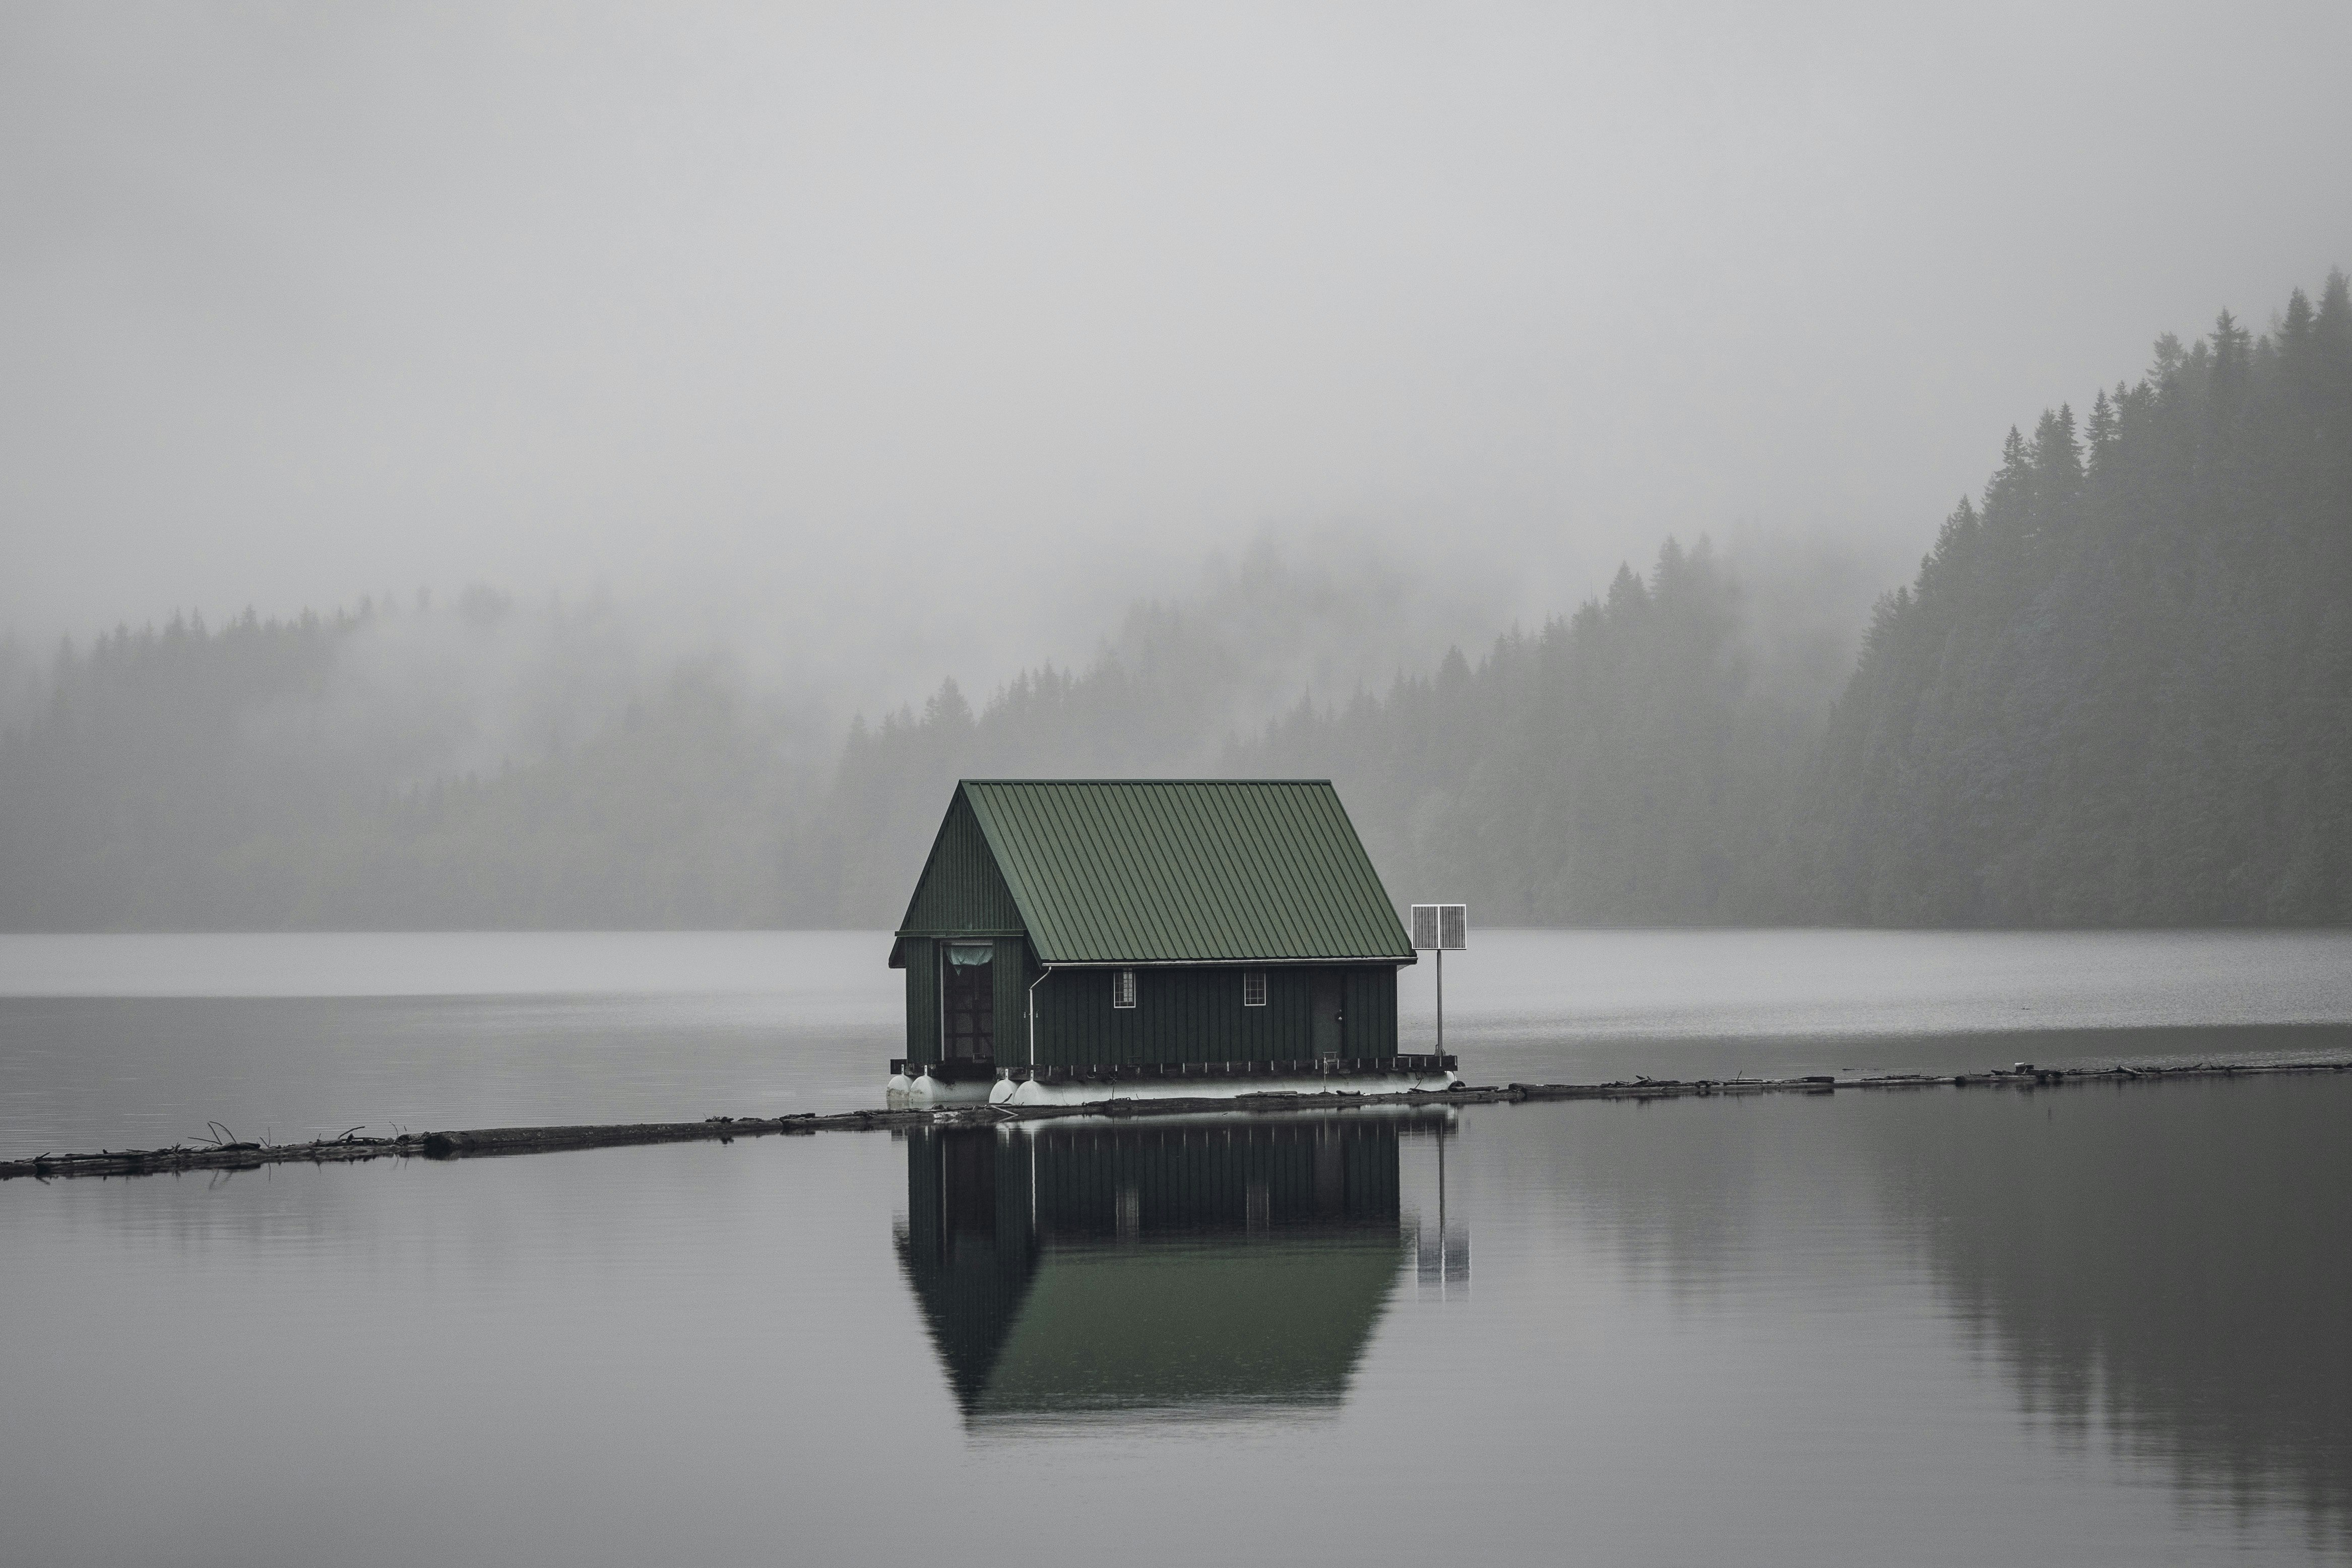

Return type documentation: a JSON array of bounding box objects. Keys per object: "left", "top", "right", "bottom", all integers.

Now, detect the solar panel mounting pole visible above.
[{"left": 1410, "top": 903, "right": 1467, "bottom": 1065}]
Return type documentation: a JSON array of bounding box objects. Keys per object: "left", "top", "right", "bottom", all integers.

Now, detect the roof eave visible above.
[{"left": 1030, "top": 953, "right": 1416, "bottom": 968}]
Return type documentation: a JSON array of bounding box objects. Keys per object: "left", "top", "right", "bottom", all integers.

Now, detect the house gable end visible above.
[{"left": 892, "top": 790, "right": 1028, "bottom": 963}]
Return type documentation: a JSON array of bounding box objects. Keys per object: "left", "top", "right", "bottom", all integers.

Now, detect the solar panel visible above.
[{"left": 1410, "top": 903, "right": 1467, "bottom": 950}]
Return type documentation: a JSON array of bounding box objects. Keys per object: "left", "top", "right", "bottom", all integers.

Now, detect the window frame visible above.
[
  {"left": 1111, "top": 967, "right": 1137, "bottom": 1009},
  {"left": 1241, "top": 968, "right": 1267, "bottom": 1007}
]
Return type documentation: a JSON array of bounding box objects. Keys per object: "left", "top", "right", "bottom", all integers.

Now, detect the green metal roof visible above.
[{"left": 948, "top": 779, "right": 1414, "bottom": 966}]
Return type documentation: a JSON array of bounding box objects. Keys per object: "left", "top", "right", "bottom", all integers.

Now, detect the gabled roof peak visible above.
[
  {"left": 899, "top": 779, "right": 1412, "bottom": 966},
  {"left": 957, "top": 777, "right": 1333, "bottom": 787}
]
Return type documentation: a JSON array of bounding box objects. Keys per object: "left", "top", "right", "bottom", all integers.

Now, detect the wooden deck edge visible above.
[{"left": 6, "top": 1058, "right": 2346, "bottom": 1182}]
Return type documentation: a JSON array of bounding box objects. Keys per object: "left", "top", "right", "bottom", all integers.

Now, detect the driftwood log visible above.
[{"left": 4, "top": 1057, "right": 2346, "bottom": 1183}]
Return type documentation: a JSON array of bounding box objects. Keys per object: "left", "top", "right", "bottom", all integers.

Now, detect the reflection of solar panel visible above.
[
  {"left": 1417, "top": 1220, "right": 1472, "bottom": 1293},
  {"left": 1410, "top": 903, "right": 1467, "bottom": 950}
]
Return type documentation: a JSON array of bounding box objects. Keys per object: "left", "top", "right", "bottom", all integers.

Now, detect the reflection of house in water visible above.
[{"left": 896, "top": 1114, "right": 1437, "bottom": 1425}]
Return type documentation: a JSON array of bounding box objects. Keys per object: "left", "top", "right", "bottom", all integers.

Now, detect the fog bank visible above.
[{"left": 6, "top": 2, "right": 2347, "bottom": 696}]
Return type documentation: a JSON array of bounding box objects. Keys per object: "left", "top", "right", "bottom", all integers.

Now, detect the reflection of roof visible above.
[
  {"left": 975, "top": 1234, "right": 1405, "bottom": 1421},
  {"left": 894, "top": 1225, "right": 1036, "bottom": 1411},
  {"left": 955, "top": 780, "right": 1414, "bottom": 964}
]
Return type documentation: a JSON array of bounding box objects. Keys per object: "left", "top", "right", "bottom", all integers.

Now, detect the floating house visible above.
[
  {"left": 896, "top": 1116, "right": 1422, "bottom": 1424},
  {"left": 885, "top": 779, "right": 1457, "bottom": 1106}
]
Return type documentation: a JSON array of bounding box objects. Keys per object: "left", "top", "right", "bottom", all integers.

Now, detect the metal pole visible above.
[
  {"left": 1027, "top": 963, "right": 1053, "bottom": 1069},
  {"left": 1436, "top": 946, "right": 1444, "bottom": 1056}
]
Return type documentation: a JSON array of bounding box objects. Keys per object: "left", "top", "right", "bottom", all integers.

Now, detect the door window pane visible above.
[{"left": 942, "top": 944, "right": 995, "bottom": 1060}]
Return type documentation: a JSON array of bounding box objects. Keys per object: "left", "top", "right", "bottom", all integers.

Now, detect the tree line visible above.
[
  {"left": 1789, "top": 275, "right": 2352, "bottom": 923},
  {"left": 3, "top": 275, "right": 2345, "bottom": 929}
]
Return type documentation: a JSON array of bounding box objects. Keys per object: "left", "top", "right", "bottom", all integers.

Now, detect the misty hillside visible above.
[
  {"left": 2, "top": 280, "right": 2346, "bottom": 931},
  {"left": 0, "top": 598, "right": 810, "bottom": 929},
  {"left": 1214, "top": 275, "right": 2352, "bottom": 926},
  {"left": 0, "top": 553, "right": 1514, "bottom": 930},
  {"left": 0, "top": 539, "right": 1826, "bottom": 930},
  {"left": 1232, "top": 540, "right": 1816, "bottom": 923}
]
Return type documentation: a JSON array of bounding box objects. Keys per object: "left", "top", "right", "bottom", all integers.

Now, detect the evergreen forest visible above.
[{"left": 3, "top": 276, "right": 2346, "bottom": 930}]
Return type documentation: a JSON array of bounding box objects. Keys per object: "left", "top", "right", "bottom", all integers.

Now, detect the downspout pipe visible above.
[{"left": 1028, "top": 962, "right": 1055, "bottom": 1069}]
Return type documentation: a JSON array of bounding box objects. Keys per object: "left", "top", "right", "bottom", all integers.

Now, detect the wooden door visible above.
[{"left": 942, "top": 944, "right": 996, "bottom": 1062}]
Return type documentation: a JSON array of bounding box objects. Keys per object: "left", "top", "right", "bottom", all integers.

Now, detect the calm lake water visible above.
[
  {"left": 3, "top": 930, "right": 2349, "bottom": 1566},
  {"left": 4, "top": 927, "right": 2350, "bottom": 1155}
]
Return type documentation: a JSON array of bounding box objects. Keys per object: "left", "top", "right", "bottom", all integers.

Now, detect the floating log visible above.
[
  {"left": 0, "top": 1111, "right": 928, "bottom": 1183},
  {"left": 4, "top": 1058, "right": 2346, "bottom": 1182}
]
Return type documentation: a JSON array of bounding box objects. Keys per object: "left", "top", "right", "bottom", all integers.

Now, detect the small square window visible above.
[
  {"left": 1112, "top": 968, "right": 1137, "bottom": 1009},
  {"left": 1242, "top": 969, "right": 1267, "bottom": 1007}
]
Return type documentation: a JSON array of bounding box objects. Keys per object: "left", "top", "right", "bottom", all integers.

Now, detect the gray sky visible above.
[{"left": 4, "top": 1, "right": 2347, "bottom": 703}]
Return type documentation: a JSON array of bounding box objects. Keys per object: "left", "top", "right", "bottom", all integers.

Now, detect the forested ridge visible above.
[
  {"left": 3, "top": 277, "right": 2345, "bottom": 929},
  {"left": 1791, "top": 278, "right": 2352, "bottom": 923},
  {"left": 1235, "top": 273, "right": 2352, "bottom": 925},
  {"left": 1230, "top": 541, "right": 1815, "bottom": 923}
]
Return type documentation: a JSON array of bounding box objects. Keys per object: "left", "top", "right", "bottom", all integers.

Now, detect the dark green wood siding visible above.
[
  {"left": 1342, "top": 967, "right": 1397, "bottom": 1059},
  {"left": 902, "top": 934, "right": 1038, "bottom": 1065},
  {"left": 903, "top": 938, "right": 936, "bottom": 1058},
  {"left": 995, "top": 939, "right": 1037, "bottom": 1069},
  {"left": 900, "top": 794, "right": 1025, "bottom": 935},
  {"left": 893, "top": 781, "right": 1409, "bottom": 1067},
  {"left": 899, "top": 796, "right": 1033, "bottom": 1063},
  {"left": 1031, "top": 963, "right": 1399, "bottom": 1067}
]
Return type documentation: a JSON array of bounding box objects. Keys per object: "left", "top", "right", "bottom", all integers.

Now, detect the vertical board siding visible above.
[
  {"left": 901, "top": 795, "right": 1027, "bottom": 933},
  {"left": 903, "top": 938, "right": 936, "bottom": 1060},
  {"left": 897, "top": 795, "right": 1030, "bottom": 1062},
  {"left": 894, "top": 780, "right": 1415, "bottom": 1066},
  {"left": 902, "top": 936, "right": 1035, "bottom": 1064},
  {"left": 1343, "top": 966, "right": 1399, "bottom": 1058},
  {"left": 994, "top": 938, "right": 1036, "bottom": 1069},
  {"left": 1033, "top": 963, "right": 1404, "bottom": 1067}
]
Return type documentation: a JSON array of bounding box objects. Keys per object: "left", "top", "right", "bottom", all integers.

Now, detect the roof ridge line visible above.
[{"left": 959, "top": 777, "right": 1333, "bottom": 786}]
